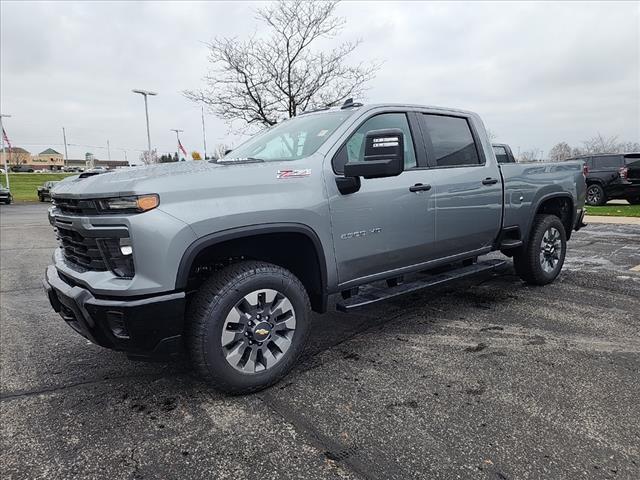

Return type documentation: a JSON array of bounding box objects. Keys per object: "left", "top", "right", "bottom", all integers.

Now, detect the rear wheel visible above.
[
  {"left": 586, "top": 184, "right": 606, "bottom": 206},
  {"left": 513, "top": 214, "right": 567, "bottom": 285},
  {"left": 187, "top": 261, "right": 311, "bottom": 394}
]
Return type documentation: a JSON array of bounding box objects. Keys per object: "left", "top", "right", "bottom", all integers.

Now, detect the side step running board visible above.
[{"left": 336, "top": 259, "right": 507, "bottom": 312}]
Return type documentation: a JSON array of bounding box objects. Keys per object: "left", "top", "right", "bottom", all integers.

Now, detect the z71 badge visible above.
[{"left": 277, "top": 169, "right": 311, "bottom": 179}]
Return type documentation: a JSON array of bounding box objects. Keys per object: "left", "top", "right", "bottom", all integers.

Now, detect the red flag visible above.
[
  {"left": 178, "top": 139, "right": 187, "bottom": 157},
  {"left": 2, "top": 127, "right": 12, "bottom": 150}
]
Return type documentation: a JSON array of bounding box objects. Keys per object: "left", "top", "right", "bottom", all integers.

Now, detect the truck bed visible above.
[{"left": 500, "top": 160, "right": 585, "bottom": 239}]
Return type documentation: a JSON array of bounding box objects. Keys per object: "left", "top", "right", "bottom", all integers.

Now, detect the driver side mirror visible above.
[{"left": 343, "top": 128, "right": 405, "bottom": 179}]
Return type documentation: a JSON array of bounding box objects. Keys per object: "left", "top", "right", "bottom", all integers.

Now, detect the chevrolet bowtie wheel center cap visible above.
[{"left": 252, "top": 322, "right": 272, "bottom": 342}]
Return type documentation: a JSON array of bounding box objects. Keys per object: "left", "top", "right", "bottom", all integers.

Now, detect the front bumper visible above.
[{"left": 43, "top": 265, "right": 186, "bottom": 359}]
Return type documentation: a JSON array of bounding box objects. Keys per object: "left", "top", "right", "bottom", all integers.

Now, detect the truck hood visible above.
[{"left": 50, "top": 160, "right": 310, "bottom": 201}]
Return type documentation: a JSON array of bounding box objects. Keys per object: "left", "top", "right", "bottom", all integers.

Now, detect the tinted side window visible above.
[
  {"left": 333, "top": 113, "right": 417, "bottom": 173},
  {"left": 422, "top": 115, "right": 481, "bottom": 167},
  {"left": 593, "top": 156, "right": 623, "bottom": 169}
]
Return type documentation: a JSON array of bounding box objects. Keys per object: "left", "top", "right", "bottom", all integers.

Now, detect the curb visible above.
[{"left": 584, "top": 215, "right": 640, "bottom": 225}]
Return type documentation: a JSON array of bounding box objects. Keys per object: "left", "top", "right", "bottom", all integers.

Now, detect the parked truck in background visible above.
[
  {"left": 570, "top": 152, "right": 640, "bottom": 205},
  {"left": 44, "top": 102, "right": 586, "bottom": 393}
]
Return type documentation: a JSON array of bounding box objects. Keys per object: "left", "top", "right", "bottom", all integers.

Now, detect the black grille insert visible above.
[{"left": 56, "top": 226, "right": 108, "bottom": 271}]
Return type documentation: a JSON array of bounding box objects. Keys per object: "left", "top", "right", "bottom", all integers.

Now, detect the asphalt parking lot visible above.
[{"left": 1, "top": 203, "right": 639, "bottom": 480}]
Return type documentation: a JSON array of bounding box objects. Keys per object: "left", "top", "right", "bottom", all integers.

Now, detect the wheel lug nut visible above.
[{"left": 244, "top": 332, "right": 249, "bottom": 336}]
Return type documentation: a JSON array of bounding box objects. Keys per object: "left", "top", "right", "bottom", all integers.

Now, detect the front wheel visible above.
[
  {"left": 513, "top": 214, "right": 567, "bottom": 285},
  {"left": 186, "top": 261, "right": 311, "bottom": 394}
]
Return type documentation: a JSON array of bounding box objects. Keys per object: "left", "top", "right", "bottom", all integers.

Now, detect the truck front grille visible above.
[
  {"left": 55, "top": 226, "right": 108, "bottom": 271},
  {"left": 52, "top": 197, "right": 99, "bottom": 216}
]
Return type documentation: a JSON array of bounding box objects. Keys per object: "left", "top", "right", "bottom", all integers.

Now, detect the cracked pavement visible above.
[{"left": 1, "top": 203, "right": 639, "bottom": 479}]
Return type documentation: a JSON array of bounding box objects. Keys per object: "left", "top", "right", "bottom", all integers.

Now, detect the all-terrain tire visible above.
[
  {"left": 513, "top": 214, "right": 567, "bottom": 286},
  {"left": 186, "top": 261, "right": 311, "bottom": 394}
]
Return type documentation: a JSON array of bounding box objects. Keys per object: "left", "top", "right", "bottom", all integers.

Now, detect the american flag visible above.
[
  {"left": 178, "top": 138, "right": 187, "bottom": 157},
  {"left": 2, "top": 127, "right": 12, "bottom": 150}
]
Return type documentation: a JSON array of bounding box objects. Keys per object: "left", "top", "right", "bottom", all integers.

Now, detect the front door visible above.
[{"left": 326, "top": 112, "right": 436, "bottom": 287}]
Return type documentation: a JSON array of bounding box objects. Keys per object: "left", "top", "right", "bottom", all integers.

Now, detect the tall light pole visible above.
[
  {"left": 201, "top": 106, "right": 207, "bottom": 160},
  {"left": 1, "top": 113, "right": 11, "bottom": 189},
  {"left": 171, "top": 129, "right": 184, "bottom": 160},
  {"left": 62, "top": 127, "right": 69, "bottom": 169},
  {"left": 132, "top": 89, "right": 157, "bottom": 153}
]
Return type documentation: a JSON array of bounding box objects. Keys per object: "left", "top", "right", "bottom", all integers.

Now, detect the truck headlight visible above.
[{"left": 96, "top": 194, "right": 159, "bottom": 213}]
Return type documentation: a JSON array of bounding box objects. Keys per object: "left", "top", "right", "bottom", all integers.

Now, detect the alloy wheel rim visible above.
[
  {"left": 587, "top": 186, "right": 600, "bottom": 204},
  {"left": 539, "top": 227, "right": 562, "bottom": 273},
  {"left": 220, "top": 289, "right": 296, "bottom": 373}
]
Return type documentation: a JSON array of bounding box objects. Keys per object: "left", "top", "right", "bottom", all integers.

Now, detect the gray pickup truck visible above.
[{"left": 44, "top": 102, "right": 586, "bottom": 393}]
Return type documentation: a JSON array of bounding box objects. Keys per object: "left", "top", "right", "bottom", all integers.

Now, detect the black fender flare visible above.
[{"left": 175, "top": 222, "right": 328, "bottom": 294}]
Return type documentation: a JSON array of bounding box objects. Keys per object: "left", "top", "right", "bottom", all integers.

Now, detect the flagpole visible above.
[
  {"left": 170, "top": 129, "right": 184, "bottom": 160},
  {"left": 201, "top": 106, "right": 207, "bottom": 160},
  {"left": 1, "top": 114, "right": 12, "bottom": 189}
]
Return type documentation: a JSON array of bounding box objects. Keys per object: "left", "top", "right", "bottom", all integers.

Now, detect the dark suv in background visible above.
[{"left": 572, "top": 153, "right": 640, "bottom": 205}]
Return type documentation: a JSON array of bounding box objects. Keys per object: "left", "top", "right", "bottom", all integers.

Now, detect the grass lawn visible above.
[
  {"left": 585, "top": 204, "right": 640, "bottom": 217},
  {"left": 1, "top": 173, "right": 75, "bottom": 202}
]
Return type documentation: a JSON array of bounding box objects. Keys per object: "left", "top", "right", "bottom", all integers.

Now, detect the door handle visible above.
[
  {"left": 409, "top": 183, "right": 432, "bottom": 192},
  {"left": 482, "top": 178, "right": 499, "bottom": 185}
]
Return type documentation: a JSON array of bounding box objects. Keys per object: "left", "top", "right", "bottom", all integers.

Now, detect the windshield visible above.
[{"left": 223, "top": 110, "right": 354, "bottom": 162}]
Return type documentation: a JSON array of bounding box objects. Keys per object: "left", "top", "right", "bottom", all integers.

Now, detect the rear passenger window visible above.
[
  {"left": 422, "top": 115, "right": 481, "bottom": 167},
  {"left": 593, "top": 156, "right": 623, "bottom": 169}
]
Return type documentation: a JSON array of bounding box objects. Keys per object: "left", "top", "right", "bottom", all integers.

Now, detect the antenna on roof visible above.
[{"left": 341, "top": 98, "right": 363, "bottom": 109}]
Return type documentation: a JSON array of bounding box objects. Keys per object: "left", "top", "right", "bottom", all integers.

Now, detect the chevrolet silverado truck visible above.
[{"left": 44, "top": 102, "right": 586, "bottom": 393}]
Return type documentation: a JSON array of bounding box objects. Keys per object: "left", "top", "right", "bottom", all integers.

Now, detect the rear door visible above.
[
  {"left": 418, "top": 113, "right": 502, "bottom": 258},
  {"left": 327, "top": 111, "right": 436, "bottom": 286}
]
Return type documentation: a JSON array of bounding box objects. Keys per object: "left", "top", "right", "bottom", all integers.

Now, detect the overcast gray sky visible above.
[{"left": 1, "top": 1, "right": 638, "bottom": 162}]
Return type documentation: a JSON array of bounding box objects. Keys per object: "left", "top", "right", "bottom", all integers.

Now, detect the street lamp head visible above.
[{"left": 132, "top": 89, "right": 158, "bottom": 96}]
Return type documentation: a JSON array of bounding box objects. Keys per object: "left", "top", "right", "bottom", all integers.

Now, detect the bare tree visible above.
[
  {"left": 213, "top": 143, "right": 232, "bottom": 160},
  {"left": 581, "top": 133, "right": 619, "bottom": 154},
  {"left": 519, "top": 148, "right": 542, "bottom": 162},
  {"left": 184, "top": 0, "right": 379, "bottom": 130},
  {"left": 618, "top": 141, "right": 640, "bottom": 153},
  {"left": 548, "top": 142, "right": 572, "bottom": 162},
  {"left": 139, "top": 149, "right": 158, "bottom": 165}
]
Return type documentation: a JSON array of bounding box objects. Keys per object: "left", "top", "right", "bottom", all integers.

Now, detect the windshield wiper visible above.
[{"left": 214, "top": 157, "right": 265, "bottom": 164}]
